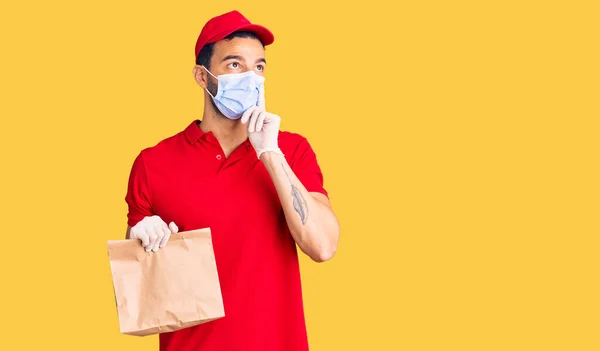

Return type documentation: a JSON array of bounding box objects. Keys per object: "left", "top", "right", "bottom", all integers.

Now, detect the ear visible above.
[{"left": 192, "top": 65, "right": 209, "bottom": 89}]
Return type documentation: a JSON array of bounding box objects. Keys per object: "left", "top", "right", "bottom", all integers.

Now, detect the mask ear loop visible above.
[
  {"left": 202, "top": 66, "right": 218, "bottom": 79},
  {"left": 202, "top": 66, "right": 219, "bottom": 98}
]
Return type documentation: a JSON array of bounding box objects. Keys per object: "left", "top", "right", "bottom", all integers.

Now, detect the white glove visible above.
[
  {"left": 241, "top": 84, "right": 284, "bottom": 160},
  {"left": 130, "top": 215, "right": 179, "bottom": 252}
]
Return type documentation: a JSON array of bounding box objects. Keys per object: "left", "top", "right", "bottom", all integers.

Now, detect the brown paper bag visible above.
[{"left": 107, "top": 228, "right": 225, "bottom": 336}]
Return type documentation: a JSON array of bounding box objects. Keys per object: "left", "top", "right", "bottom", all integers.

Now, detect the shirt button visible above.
[{"left": 216, "top": 154, "right": 222, "bottom": 160}]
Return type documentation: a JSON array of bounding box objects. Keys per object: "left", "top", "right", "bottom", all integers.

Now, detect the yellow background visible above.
[{"left": 1, "top": 0, "right": 598, "bottom": 350}]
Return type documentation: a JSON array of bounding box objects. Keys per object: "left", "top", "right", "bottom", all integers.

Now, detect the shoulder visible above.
[
  {"left": 133, "top": 129, "right": 187, "bottom": 166},
  {"left": 278, "top": 130, "right": 320, "bottom": 166},
  {"left": 278, "top": 130, "right": 311, "bottom": 152},
  {"left": 279, "top": 131, "right": 308, "bottom": 157}
]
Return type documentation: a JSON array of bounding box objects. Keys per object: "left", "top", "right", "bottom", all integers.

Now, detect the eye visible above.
[
  {"left": 255, "top": 65, "right": 265, "bottom": 72},
  {"left": 227, "top": 62, "right": 240, "bottom": 69}
]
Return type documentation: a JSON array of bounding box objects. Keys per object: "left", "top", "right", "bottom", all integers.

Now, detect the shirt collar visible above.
[
  {"left": 184, "top": 119, "right": 205, "bottom": 144},
  {"left": 183, "top": 119, "right": 254, "bottom": 153}
]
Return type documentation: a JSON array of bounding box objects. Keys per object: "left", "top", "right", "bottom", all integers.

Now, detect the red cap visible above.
[{"left": 194, "top": 10, "right": 275, "bottom": 60}]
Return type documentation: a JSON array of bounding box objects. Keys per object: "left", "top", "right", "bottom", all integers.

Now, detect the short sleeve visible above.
[
  {"left": 290, "top": 137, "right": 328, "bottom": 198},
  {"left": 124, "top": 151, "right": 154, "bottom": 227}
]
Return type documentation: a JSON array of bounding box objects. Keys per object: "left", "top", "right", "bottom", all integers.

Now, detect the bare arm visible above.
[{"left": 261, "top": 152, "right": 340, "bottom": 262}]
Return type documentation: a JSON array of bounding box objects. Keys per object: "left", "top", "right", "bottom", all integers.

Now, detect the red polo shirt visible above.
[{"left": 125, "top": 119, "right": 328, "bottom": 351}]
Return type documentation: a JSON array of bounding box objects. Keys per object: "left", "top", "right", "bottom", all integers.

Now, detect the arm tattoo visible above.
[{"left": 282, "top": 163, "right": 308, "bottom": 225}]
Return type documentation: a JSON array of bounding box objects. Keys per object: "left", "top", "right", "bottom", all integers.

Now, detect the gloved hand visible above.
[
  {"left": 130, "top": 215, "right": 179, "bottom": 252},
  {"left": 241, "top": 85, "right": 284, "bottom": 160}
]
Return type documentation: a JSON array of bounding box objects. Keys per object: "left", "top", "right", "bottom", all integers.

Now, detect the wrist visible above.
[{"left": 259, "top": 149, "right": 285, "bottom": 163}]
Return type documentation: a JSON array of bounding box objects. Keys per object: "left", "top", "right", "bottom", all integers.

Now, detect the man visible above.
[{"left": 124, "top": 10, "right": 340, "bottom": 351}]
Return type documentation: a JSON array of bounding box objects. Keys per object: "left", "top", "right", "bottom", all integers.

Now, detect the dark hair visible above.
[{"left": 196, "top": 31, "right": 265, "bottom": 69}]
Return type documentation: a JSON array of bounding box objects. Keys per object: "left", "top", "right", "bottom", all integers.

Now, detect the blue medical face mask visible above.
[{"left": 203, "top": 67, "right": 265, "bottom": 120}]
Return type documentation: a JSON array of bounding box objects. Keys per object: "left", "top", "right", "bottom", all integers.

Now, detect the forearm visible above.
[{"left": 260, "top": 152, "right": 339, "bottom": 262}]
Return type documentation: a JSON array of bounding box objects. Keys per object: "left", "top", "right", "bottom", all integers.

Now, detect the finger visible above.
[
  {"left": 161, "top": 222, "right": 171, "bottom": 239},
  {"left": 134, "top": 228, "right": 150, "bottom": 248},
  {"left": 255, "top": 112, "right": 267, "bottom": 132},
  {"left": 169, "top": 222, "right": 179, "bottom": 233},
  {"left": 147, "top": 227, "right": 159, "bottom": 252},
  {"left": 159, "top": 231, "right": 171, "bottom": 248},
  {"left": 159, "top": 223, "right": 171, "bottom": 248},
  {"left": 258, "top": 84, "right": 265, "bottom": 110},
  {"left": 263, "top": 113, "right": 279, "bottom": 126},
  {"left": 248, "top": 108, "right": 262, "bottom": 133},
  {"left": 161, "top": 222, "right": 170, "bottom": 236},
  {"left": 147, "top": 232, "right": 157, "bottom": 252},
  {"left": 241, "top": 106, "right": 256, "bottom": 124},
  {"left": 152, "top": 225, "right": 165, "bottom": 252}
]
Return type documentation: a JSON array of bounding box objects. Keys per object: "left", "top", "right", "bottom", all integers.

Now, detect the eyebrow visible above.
[
  {"left": 222, "top": 55, "right": 244, "bottom": 62},
  {"left": 221, "top": 55, "right": 267, "bottom": 65}
]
